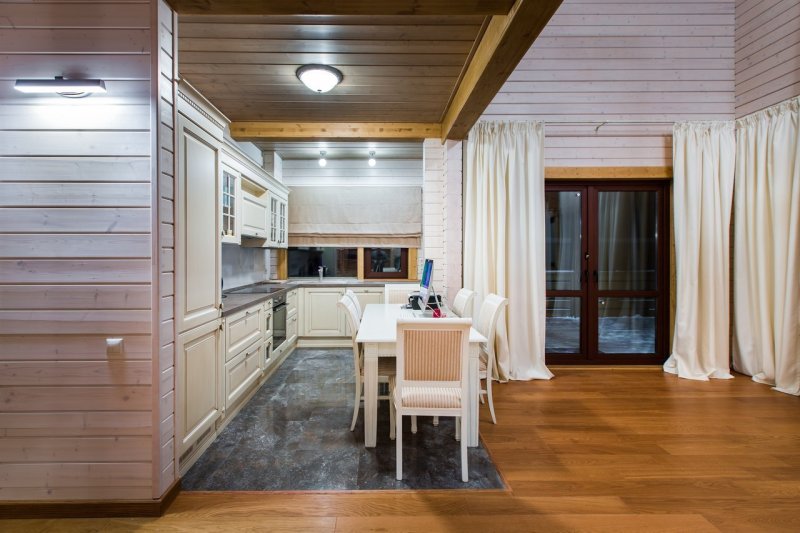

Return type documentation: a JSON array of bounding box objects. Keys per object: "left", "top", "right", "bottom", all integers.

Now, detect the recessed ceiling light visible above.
[
  {"left": 368, "top": 151, "right": 376, "bottom": 167},
  {"left": 318, "top": 150, "right": 327, "bottom": 167},
  {"left": 296, "top": 64, "right": 343, "bottom": 93},
  {"left": 14, "top": 76, "right": 106, "bottom": 98}
]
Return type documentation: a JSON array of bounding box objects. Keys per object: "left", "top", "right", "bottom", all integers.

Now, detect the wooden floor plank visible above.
[{"left": 2, "top": 368, "right": 799, "bottom": 531}]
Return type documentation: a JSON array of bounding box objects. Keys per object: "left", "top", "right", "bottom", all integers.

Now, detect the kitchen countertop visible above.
[{"left": 221, "top": 279, "right": 403, "bottom": 316}]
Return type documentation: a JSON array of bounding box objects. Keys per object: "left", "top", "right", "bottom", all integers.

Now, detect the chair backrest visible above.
[
  {"left": 344, "top": 289, "right": 362, "bottom": 323},
  {"left": 475, "top": 294, "right": 509, "bottom": 377},
  {"left": 338, "top": 295, "right": 362, "bottom": 376},
  {"left": 384, "top": 283, "right": 418, "bottom": 305},
  {"left": 451, "top": 288, "right": 475, "bottom": 318},
  {"left": 395, "top": 318, "right": 471, "bottom": 392}
]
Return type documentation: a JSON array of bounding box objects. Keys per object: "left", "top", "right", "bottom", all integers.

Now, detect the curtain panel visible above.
[
  {"left": 665, "top": 121, "right": 736, "bottom": 381},
  {"left": 288, "top": 186, "right": 422, "bottom": 248},
  {"left": 733, "top": 97, "right": 800, "bottom": 396},
  {"left": 464, "top": 121, "right": 553, "bottom": 381}
]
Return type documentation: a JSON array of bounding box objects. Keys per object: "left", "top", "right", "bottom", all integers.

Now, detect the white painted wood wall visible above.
[
  {"left": 481, "top": 0, "right": 736, "bottom": 167},
  {"left": 735, "top": 0, "right": 800, "bottom": 117},
  {"left": 0, "top": 1, "right": 158, "bottom": 500}
]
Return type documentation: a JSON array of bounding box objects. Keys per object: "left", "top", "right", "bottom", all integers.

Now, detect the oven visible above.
[{"left": 272, "top": 291, "right": 287, "bottom": 350}]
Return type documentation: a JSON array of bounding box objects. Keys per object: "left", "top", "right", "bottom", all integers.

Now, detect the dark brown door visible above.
[{"left": 545, "top": 182, "right": 669, "bottom": 364}]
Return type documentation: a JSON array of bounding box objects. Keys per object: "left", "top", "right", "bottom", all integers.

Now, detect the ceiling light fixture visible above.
[
  {"left": 14, "top": 76, "right": 107, "bottom": 98},
  {"left": 368, "top": 151, "right": 376, "bottom": 167},
  {"left": 296, "top": 64, "right": 343, "bottom": 93},
  {"left": 318, "top": 150, "right": 327, "bottom": 167}
]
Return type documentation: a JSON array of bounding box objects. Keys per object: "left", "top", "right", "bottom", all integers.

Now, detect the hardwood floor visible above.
[{"left": 4, "top": 367, "right": 799, "bottom": 532}]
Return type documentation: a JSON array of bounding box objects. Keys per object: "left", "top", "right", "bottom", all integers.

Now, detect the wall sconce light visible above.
[
  {"left": 318, "top": 150, "right": 327, "bottom": 167},
  {"left": 14, "top": 76, "right": 106, "bottom": 98},
  {"left": 296, "top": 65, "right": 343, "bottom": 93},
  {"left": 368, "top": 151, "right": 376, "bottom": 167}
]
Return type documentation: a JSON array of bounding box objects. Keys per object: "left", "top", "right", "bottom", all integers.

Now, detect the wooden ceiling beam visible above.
[
  {"left": 439, "top": 0, "right": 563, "bottom": 140},
  {"left": 229, "top": 122, "right": 442, "bottom": 141},
  {"left": 167, "top": 1, "right": 515, "bottom": 16}
]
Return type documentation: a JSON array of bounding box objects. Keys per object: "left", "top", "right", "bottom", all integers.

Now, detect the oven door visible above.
[{"left": 273, "top": 302, "right": 287, "bottom": 349}]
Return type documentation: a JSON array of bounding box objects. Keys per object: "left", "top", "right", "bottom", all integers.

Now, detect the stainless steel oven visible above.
[{"left": 272, "top": 292, "right": 287, "bottom": 350}]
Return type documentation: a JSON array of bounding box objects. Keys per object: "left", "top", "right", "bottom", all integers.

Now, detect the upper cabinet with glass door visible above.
[
  {"left": 220, "top": 164, "right": 241, "bottom": 244},
  {"left": 268, "top": 190, "right": 288, "bottom": 249}
]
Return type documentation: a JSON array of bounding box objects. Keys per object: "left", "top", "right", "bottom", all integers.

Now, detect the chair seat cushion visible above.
[
  {"left": 377, "top": 358, "right": 396, "bottom": 377},
  {"left": 394, "top": 383, "right": 461, "bottom": 409}
]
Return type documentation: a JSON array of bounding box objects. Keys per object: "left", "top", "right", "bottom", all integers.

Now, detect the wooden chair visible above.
[
  {"left": 392, "top": 318, "right": 472, "bottom": 482},
  {"left": 344, "top": 288, "right": 362, "bottom": 323},
  {"left": 338, "top": 295, "right": 395, "bottom": 437},
  {"left": 384, "top": 283, "right": 419, "bottom": 305},
  {"left": 475, "top": 294, "right": 509, "bottom": 424},
  {"left": 450, "top": 288, "right": 475, "bottom": 318}
]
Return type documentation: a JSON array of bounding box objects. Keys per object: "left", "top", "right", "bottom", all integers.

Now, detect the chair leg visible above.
[
  {"left": 455, "top": 416, "right": 460, "bottom": 441},
  {"left": 433, "top": 416, "right": 439, "bottom": 426},
  {"left": 389, "top": 393, "right": 396, "bottom": 440},
  {"left": 411, "top": 415, "right": 417, "bottom": 434},
  {"left": 460, "top": 415, "right": 468, "bottom": 482},
  {"left": 350, "top": 379, "right": 362, "bottom": 431},
  {"left": 396, "top": 412, "right": 403, "bottom": 481},
  {"left": 487, "top": 375, "right": 497, "bottom": 424}
]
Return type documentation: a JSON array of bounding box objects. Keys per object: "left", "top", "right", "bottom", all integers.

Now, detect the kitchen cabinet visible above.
[
  {"left": 240, "top": 178, "right": 269, "bottom": 240},
  {"left": 220, "top": 166, "right": 241, "bottom": 244},
  {"left": 224, "top": 339, "right": 263, "bottom": 409},
  {"left": 303, "top": 287, "right": 345, "bottom": 337},
  {"left": 269, "top": 191, "right": 288, "bottom": 249},
  {"left": 286, "top": 289, "right": 298, "bottom": 346},
  {"left": 176, "top": 114, "right": 222, "bottom": 333},
  {"left": 176, "top": 319, "right": 223, "bottom": 458},
  {"left": 223, "top": 302, "right": 265, "bottom": 362}
]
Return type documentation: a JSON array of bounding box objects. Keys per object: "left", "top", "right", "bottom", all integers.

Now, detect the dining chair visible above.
[
  {"left": 475, "top": 293, "right": 509, "bottom": 424},
  {"left": 344, "top": 288, "right": 362, "bottom": 323},
  {"left": 338, "top": 295, "right": 395, "bottom": 436},
  {"left": 384, "top": 283, "right": 419, "bottom": 305},
  {"left": 391, "top": 318, "right": 472, "bottom": 482},
  {"left": 450, "top": 288, "right": 475, "bottom": 318}
]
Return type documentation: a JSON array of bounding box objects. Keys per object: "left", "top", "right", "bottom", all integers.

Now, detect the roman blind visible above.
[{"left": 288, "top": 186, "right": 422, "bottom": 247}]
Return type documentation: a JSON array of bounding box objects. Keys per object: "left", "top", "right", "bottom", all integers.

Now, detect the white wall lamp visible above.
[
  {"left": 296, "top": 64, "right": 343, "bottom": 93},
  {"left": 318, "top": 150, "right": 328, "bottom": 167},
  {"left": 14, "top": 76, "right": 106, "bottom": 98},
  {"left": 368, "top": 151, "right": 376, "bottom": 167}
]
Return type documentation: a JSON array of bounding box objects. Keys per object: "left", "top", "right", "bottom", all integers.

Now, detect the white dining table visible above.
[{"left": 355, "top": 303, "right": 488, "bottom": 448}]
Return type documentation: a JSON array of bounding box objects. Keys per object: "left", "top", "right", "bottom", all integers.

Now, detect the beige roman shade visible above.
[{"left": 289, "top": 186, "right": 422, "bottom": 247}]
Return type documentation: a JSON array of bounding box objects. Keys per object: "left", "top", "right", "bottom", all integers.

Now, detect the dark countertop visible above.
[{"left": 221, "top": 279, "right": 392, "bottom": 316}]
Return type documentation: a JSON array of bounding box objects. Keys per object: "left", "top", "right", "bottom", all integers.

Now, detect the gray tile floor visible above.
[{"left": 182, "top": 348, "right": 506, "bottom": 491}]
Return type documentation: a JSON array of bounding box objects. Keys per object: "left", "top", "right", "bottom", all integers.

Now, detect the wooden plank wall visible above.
[
  {"left": 735, "top": 0, "right": 800, "bottom": 116},
  {"left": 156, "top": 0, "right": 177, "bottom": 498},
  {"left": 281, "top": 158, "right": 422, "bottom": 187},
  {"left": 0, "top": 1, "right": 156, "bottom": 500},
  {"left": 480, "top": 0, "right": 736, "bottom": 167}
]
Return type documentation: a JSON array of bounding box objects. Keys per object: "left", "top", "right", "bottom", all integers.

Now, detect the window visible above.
[
  {"left": 288, "top": 247, "right": 357, "bottom": 277},
  {"left": 364, "top": 248, "right": 408, "bottom": 279}
]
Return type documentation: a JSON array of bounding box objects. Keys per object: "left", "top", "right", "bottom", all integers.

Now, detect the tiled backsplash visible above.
[{"left": 222, "top": 244, "right": 272, "bottom": 289}]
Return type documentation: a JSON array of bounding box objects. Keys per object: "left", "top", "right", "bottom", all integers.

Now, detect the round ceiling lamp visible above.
[
  {"left": 318, "top": 150, "right": 327, "bottom": 167},
  {"left": 296, "top": 64, "right": 343, "bottom": 93},
  {"left": 368, "top": 151, "right": 376, "bottom": 167}
]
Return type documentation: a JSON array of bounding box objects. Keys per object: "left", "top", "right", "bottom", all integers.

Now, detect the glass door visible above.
[{"left": 545, "top": 182, "right": 669, "bottom": 364}]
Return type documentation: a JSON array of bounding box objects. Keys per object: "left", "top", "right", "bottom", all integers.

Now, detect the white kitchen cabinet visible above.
[
  {"left": 303, "top": 287, "right": 345, "bottom": 336},
  {"left": 224, "top": 339, "right": 263, "bottom": 409},
  {"left": 223, "top": 302, "right": 265, "bottom": 362},
  {"left": 220, "top": 166, "right": 241, "bottom": 244},
  {"left": 176, "top": 114, "right": 222, "bottom": 333},
  {"left": 176, "top": 319, "right": 223, "bottom": 458},
  {"left": 269, "top": 191, "right": 288, "bottom": 249},
  {"left": 240, "top": 178, "right": 269, "bottom": 240},
  {"left": 343, "top": 287, "right": 384, "bottom": 336},
  {"left": 287, "top": 312, "right": 299, "bottom": 346}
]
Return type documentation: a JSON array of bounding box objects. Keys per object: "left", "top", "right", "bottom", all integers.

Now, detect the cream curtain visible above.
[
  {"left": 288, "top": 186, "right": 421, "bottom": 247},
  {"left": 664, "top": 121, "right": 735, "bottom": 380},
  {"left": 464, "top": 121, "right": 553, "bottom": 381},
  {"left": 733, "top": 97, "right": 800, "bottom": 396}
]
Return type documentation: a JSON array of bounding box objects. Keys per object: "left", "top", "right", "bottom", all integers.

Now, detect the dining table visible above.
[{"left": 355, "top": 303, "right": 488, "bottom": 448}]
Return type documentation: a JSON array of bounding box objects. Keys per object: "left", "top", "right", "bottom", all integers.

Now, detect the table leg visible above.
[
  {"left": 468, "top": 344, "right": 479, "bottom": 447},
  {"left": 363, "top": 344, "right": 378, "bottom": 447}
]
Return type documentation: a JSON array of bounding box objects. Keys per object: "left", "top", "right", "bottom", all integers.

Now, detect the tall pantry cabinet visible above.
[{"left": 174, "top": 83, "right": 226, "bottom": 468}]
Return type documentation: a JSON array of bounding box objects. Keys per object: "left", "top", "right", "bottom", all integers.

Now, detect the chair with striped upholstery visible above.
[
  {"left": 475, "top": 293, "right": 509, "bottom": 424},
  {"left": 338, "top": 295, "right": 395, "bottom": 436},
  {"left": 392, "top": 318, "right": 472, "bottom": 482},
  {"left": 450, "top": 288, "right": 475, "bottom": 318}
]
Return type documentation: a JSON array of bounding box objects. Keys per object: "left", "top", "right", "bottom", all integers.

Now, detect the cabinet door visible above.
[
  {"left": 269, "top": 195, "right": 279, "bottom": 246},
  {"left": 303, "top": 288, "right": 345, "bottom": 336},
  {"left": 241, "top": 192, "right": 268, "bottom": 238},
  {"left": 278, "top": 200, "right": 287, "bottom": 248},
  {"left": 287, "top": 313, "right": 298, "bottom": 345},
  {"left": 223, "top": 304, "right": 263, "bottom": 362},
  {"left": 224, "top": 340, "right": 262, "bottom": 409},
  {"left": 220, "top": 167, "right": 240, "bottom": 244},
  {"left": 176, "top": 319, "right": 222, "bottom": 455},
  {"left": 177, "top": 116, "right": 221, "bottom": 332}
]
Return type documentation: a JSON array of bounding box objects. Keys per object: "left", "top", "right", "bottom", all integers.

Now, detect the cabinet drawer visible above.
[
  {"left": 225, "top": 340, "right": 263, "bottom": 408},
  {"left": 286, "top": 289, "right": 298, "bottom": 314},
  {"left": 287, "top": 313, "right": 298, "bottom": 345},
  {"left": 224, "top": 304, "right": 263, "bottom": 362}
]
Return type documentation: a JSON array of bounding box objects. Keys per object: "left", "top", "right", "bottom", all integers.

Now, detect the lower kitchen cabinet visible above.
[
  {"left": 224, "top": 339, "right": 263, "bottom": 408},
  {"left": 287, "top": 312, "right": 298, "bottom": 346},
  {"left": 303, "top": 287, "right": 345, "bottom": 336},
  {"left": 176, "top": 319, "right": 223, "bottom": 459}
]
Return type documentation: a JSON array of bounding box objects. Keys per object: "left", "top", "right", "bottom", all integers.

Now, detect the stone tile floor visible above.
[{"left": 182, "top": 348, "right": 506, "bottom": 490}]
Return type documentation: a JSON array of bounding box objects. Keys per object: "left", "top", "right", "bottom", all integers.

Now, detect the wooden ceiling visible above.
[{"left": 170, "top": 0, "right": 562, "bottom": 141}]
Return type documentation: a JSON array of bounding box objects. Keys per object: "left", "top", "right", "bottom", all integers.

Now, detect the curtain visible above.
[
  {"left": 288, "top": 186, "right": 421, "bottom": 247},
  {"left": 664, "top": 121, "right": 735, "bottom": 380},
  {"left": 733, "top": 97, "right": 800, "bottom": 396},
  {"left": 464, "top": 121, "right": 553, "bottom": 381}
]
